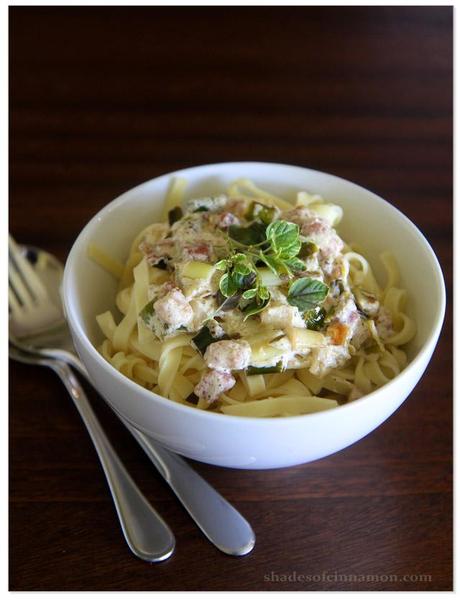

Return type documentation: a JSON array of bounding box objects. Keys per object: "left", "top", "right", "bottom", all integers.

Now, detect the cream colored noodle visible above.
[{"left": 89, "top": 178, "right": 416, "bottom": 418}]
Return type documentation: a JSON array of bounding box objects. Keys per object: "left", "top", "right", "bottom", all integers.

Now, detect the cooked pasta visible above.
[{"left": 89, "top": 178, "right": 416, "bottom": 417}]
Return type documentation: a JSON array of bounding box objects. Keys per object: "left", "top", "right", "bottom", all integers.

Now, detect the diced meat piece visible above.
[
  {"left": 153, "top": 288, "right": 193, "bottom": 329},
  {"left": 309, "top": 345, "right": 350, "bottom": 377},
  {"left": 301, "top": 217, "right": 344, "bottom": 261},
  {"left": 185, "top": 194, "right": 228, "bottom": 213},
  {"left": 204, "top": 339, "right": 251, "bottom": 372},
  {"left": 194, "top": 369, "right": 236, "bottom": 406},
  {"left": 375, "top": 307, "right": 393, "bottom": 340},
  {"left": 208, "top": 212, "right": 240, "bottom": 229},
  {"left": 181, "top": 243, "right": 213, "bottom": 262},
  {"left": 260, "top": 304, "right": 306, "bottom": 329},
  {"left": 282, "top": 206, "right": 315, "bottom": 226},
  {"left": 147, "top": 280, "right": 175, "bottom": 302},
  {"left": 139, "top": 239, "right": 174, "bottom": 266}
]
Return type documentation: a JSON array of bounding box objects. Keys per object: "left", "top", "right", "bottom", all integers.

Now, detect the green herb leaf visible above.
[
  {"left": 259, "top": 252, "right": 285, "bottom": 275},
  {"left": 228, "top": 222, "right": 267, "bottom": 246},
  {"left": 266, "top": 220, "right": 301, "bottom": 258},
  {"left": 257, "top": 285, "right": 270, "bottom": 300},
  {"left": 215, "top": 259, "right": 229, "bottom": 271},
  {"left": 242, "top": 288, "right": 258, "bottom": 300},
  {"left": 284, "top": 257, "right": 306, "bottom": 273},
  {"left": 241, "top": 295, "right": 270, "bottom": 320},
  {"left": 219, "top": 272, "right": 239, "bottom": 297},
  {"left": 287, "top": 277, "right": 329, "bottom": 312},
  {"left": 232, "top": 254, "right": 254, "bottom": 276}
]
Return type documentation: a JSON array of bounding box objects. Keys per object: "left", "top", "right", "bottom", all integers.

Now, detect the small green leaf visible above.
[
  {"left": 241, "top": 295, "right": 270, "bottom": 320},
  {"left": 258, "top": 285, "right": 270, "bottom": 300},
  {"left": 242, "top": 288, "right": 257, "bottom": 300},
  {"left": 284, "top": 257, "right": 306, "bottom": 273},
  {"left": 266, "top": 220, "right": 300, "bottom": 257},
  {"left": 287, "top": 277, "right": 329, "bottom": 312},
  {"left": 233, "top": 254, "right": 253, "bottom": 276},
  {"left": 259, "top": 252, "right": 283, "bottom": 275},
  {"left": 219, "top": 272, "right": 238, "bottom": 297},
  {"left": 215, "top": 259, "right": 228, "bottom": 271}
]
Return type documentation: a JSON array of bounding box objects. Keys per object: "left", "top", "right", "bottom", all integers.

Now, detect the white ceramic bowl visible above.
[{"left": 63, "top": 162, "right": 445, "bottom": 469}]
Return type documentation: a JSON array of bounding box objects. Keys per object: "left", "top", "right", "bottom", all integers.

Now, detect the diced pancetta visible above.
[{"left": 204, "top": 339, "right": 251, "bottom": 372}]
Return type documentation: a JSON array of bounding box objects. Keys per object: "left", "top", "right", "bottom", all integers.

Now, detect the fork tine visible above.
[
  {"left": 8, "top": 283, "right": 23, "bottom": 316},
  {"left": 9, "top": 235, "right": 49, "bottom": 302},
  {"left": 8, "top": 265, "right": 34, "bottom": 309}
]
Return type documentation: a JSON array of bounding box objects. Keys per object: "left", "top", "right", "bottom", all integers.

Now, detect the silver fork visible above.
[
  {"left": 8, "top": 236, "right": 256, "bottom": 557},
  {"left": 9, "top": 236, "right": 175, "bottom": 563}
]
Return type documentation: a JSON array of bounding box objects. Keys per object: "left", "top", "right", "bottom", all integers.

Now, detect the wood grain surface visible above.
[{"left": 9, "top": 6, "right": 452, "bottom": 591}]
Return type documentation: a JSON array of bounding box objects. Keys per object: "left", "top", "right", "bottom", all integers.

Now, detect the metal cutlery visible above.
[{"left": 8, "top": 236, "right": 255, "bottom": 557}]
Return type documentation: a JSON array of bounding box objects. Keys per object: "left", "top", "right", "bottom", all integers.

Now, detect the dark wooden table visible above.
[{"left": 9, "top": 6, "right": 452, "bottom": 591}]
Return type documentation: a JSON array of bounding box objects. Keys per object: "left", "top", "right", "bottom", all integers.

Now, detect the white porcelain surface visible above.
[{"left": 62, "top": 162, "right": 445, "bottom": 469}]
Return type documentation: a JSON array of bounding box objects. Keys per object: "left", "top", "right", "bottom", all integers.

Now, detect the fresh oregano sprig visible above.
[{"left": 215, "top": 219, "right": 311, "bottom": 318}]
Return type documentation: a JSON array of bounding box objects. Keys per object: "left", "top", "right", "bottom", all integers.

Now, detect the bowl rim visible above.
[{"left": 63, "top": 161, "right": 446, "bottom": 424}]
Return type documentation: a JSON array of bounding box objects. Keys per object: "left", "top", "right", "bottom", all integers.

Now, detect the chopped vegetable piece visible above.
[
  {"left": 305, "top": 306, "right": 326, "bottom": 330},
  {"left": 182, "top": 261, "right": 215, "bottom": 280},
  {"left": 299, "top": 242, "right": 319, "bottom": 258},
  {"left": 286, "top": 327, "right": 326, "bottom": 349},
  {"left": 246, "top": 201, "right": 277, "bottom": 225},
  {"left": 258, "top": 268, "right": 283, "bottom": 287},
  {"left": 139, "top": 299, "right": 156, "bottom": 329},
  {"left": 228, "top": 222, "right": 267, "bottom": 246},
  {"left": 191, "top": 325, "right": 229, "bottom": 354},
  {"left": 246, "top": 362, "right": 283, "bottom": 375},
  {"left": 168, "top": 206, "right": 183, "bottom": 225}
]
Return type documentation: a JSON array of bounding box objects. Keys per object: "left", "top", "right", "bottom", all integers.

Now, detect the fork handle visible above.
[
  {"left": 48, "top": 359, "right": 175, "bottom": 562},
  {"left": 55, "top": 350, "right": 255, "bottom": 555}
]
